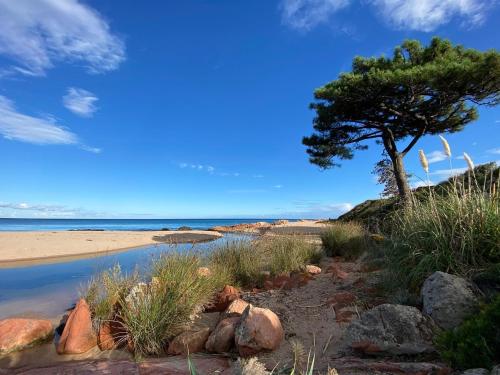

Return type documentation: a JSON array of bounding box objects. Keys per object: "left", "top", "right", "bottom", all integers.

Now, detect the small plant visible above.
[
  {"left": 83, "top": 264, "right": 138, "bottom": 332},
  {"left": 436, "top": 295, "right": 500, "bottom": 370},
  {"left": 320, "top": 222, "right": 369, "bottom": 259}
]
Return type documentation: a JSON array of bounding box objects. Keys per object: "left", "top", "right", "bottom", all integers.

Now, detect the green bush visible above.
[
  {"left": 386, "top": 187, "right": 500, "bottom": 291},
  {"left": 436, "top": 295, "right": 500, "bottom": 370},
  {"left": 320, "top": 222, "right": 369, "bottom": 259}
]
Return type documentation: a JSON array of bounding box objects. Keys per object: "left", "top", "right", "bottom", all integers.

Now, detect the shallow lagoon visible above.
[{"left": 0, "top": 233, "right": 249, "bottom": 319}]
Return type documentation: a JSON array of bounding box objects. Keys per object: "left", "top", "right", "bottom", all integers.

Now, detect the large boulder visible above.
[
  {"left": 98, "top": 320, "right": 126, "bottom": 351},
  {"left": 235, "top": 305, "right": 284, "bottom": 357},
  {"left": 0, "top": 318, "right": 53, "bottom": 354},
  {"left": 491, "top": 365, "right": 500, "bottom": 375},
  {"left": 205, "top": 317, "right": 240, "bottom": 353},
  {"left": 57, "top": 299, "right": 97, "bottom": 354},
  {"left": 422, "top": 271, "right": 480, "bottom": 330},
  {"left": 167, "top": 327, "right": 211, "bottom": 355},
  {"left": 343, "top": 304, "right": 437, "bottom": 356}
]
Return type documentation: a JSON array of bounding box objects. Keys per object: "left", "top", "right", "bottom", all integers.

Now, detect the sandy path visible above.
[{"left": 0, "top": 230, "right": 222, "bottom": 265}]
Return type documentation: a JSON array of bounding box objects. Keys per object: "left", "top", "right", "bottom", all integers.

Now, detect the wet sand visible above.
[{"left": 0, "top": 230, "right": 222, "bottom": 266}]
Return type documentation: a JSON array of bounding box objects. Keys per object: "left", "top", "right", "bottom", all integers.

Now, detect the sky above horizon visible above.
[{"left": 0, "top": 0, "right": 499, "bottom": 219}]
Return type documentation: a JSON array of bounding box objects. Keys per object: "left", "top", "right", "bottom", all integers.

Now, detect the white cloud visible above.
[
  {"left": 411, "top": 180, "right": 434, "bottom": 189},
  {"left": 280, "top": 0, "right": 350, "bottom": 30},
  {"left": 371, "top": 0, "right": 487, "bottom": 31},
  {"left": 0, "top": 201, "right": 102, "bottom": 218},
  {"left": 278, "top": 201, "right": 353, "bottom": 219},
  {"left": 63, "top": 88, "right": 98, "bottom": 117},
  {"left": 430, "top": 167, "right": 468, "bottom": 180},
  {"left": 252, "top": 174, "right": 264, "bottom": 178},
  {"left": 0, "top": 95, "right": 99, "bottom": 152},
  {"left": 487, "top": 147, "right": 500, "bottom": 155},
  {"left": 426, "top": 150, "right": 447, "bottom": 164},
  {"left": 273, "top": 184, "right": 284, "bottom": 189},
  {"left": 0, "top": 95, "right": 77, "bottom": 145},
  {"left": 0, "top": 0, "right": 125, "bottom": 76}
]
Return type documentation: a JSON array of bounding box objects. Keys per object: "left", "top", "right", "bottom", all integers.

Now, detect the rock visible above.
[
  {"left": 422, "top": 271, "right": 480, "bottom": 330},
  {"left": 460, "top": 370, "right": 490, "bottom": 375},
  {"left": 273, "top": 220, "right": 288, "bottom": 225},
  {"left": 343, "top": 304, "right": 437, "bottom": 356},
  {"left": 205, "top": 285, "right": 240, "bottom": 312},
  {"left": 57, "top": 299, "right": 97, "bottom": 354},
  {"left": 0, "top": 318, "right": 53, "bottom": 354},
  {"left": 220, "top": 299, "right": 250, "bottom": 320},
  {"left": 205, "top": 317, "right": 240, "bottom": 353},
  {"left": 98, "top": 320, "right": 126, "bottom": 350},
  {"left": 305, "top": 265, "right": 322, "bottom": 275},
  {"left": 491, "top": 365, "right": 500, "bottom": 375},
  {"left": 167, "top": 327, "right": 211, "bottom": 355},
  {"left": 197, "top": 267, "right": 211, "bottom": 277},
  {"left": 177, "top": 226, "right": 192, "bottom": 231},
  {"left": 235, "top": 305, "right": 284, "bottom": 357}
]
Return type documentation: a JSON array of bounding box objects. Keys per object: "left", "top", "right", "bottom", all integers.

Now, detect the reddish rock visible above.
[
  {"left": 205, "top": 317, "right": 240, "bottom": 353},
  {"left": 57, "top": 299, "right": 97, "bottom": 354},
  {"left": 335, "top": 310, "right": 356, "bottom": 323},
  {"left": 205, "top": 285, "right": 240, "bottom": 312},
  {"left": 167, "top": 327, "right": 210, "bottom": 355},
  {"left": 0, "top": 318, "right": 53, "bottom": 354},
  {"left": 305, "top": 265, "right": 322, "bottom": 275},
  {"left": 235, "top": 305, "right": 284, "bottom": 357},
  {"left": 98, "top": 320, "right": 126, "bottom": 351},
  {"left": 220, "top": 299, "right": 249, "bottom": 320},
  {"left": 351, "top": 340, "right": 383, "bottom": 354},
  {"left": 328, "top": 291, "right": 357, "bottom": 308}
]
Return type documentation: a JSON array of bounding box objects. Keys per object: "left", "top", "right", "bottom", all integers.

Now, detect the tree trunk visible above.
[
  {"left": 382, "top": 131, "right": 411, "bottom": 203},
  {"left": 391, "top": 153, "right": 411, "bottom": 202}
]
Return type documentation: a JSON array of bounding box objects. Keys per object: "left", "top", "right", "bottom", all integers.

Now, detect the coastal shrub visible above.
[
  {"left": 262, "top": 236, "right": 323, "bottom": 276},
  {"left": 386, "top": 186, "right": 500, "bottom": 291},
  {"left": 320, "top": 222, "right": 369, "bottom": 259},
  {"left": 118, "top": 251, "right": 229, "bottom": 357},
  {"left": 436, "top": 295, "right": 500, "bottom": 370},
  {"left": 208, "top": 240, "right": 263, "bottom": 287},
  {"left": 83, "top": 264, "right": 138, "bottom": 331}
]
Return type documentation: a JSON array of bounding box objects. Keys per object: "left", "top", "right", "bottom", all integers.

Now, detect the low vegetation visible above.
[
  {"left": 208, "top": 236, "right": 323, "bottom": 288},
  {"left": 83, "top": 236, "right": 323, "bottom": 357},
  {"left": 320, "top": 221, "right": 369, "bottom": 260},
  {"left": 436, "top": 295, "right": 500, "bottom": 370}
]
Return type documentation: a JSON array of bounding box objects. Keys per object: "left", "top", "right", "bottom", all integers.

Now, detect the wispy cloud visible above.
[
  {"left": 63, "top": 88, "right": 99, "bottom": 117},
  {"left": 0, "top": 0, "right": 125, "bottom": 76},
  {"left": 273, "top": 184, "right": 284, "bottom": 189},
  {"left": 0, "top": 201, "right": 103, "bottom": 218},
  {"left": 430, "top": 167, "right": 468, "bottom": 180},
  {"left": 280, "top": 0, "right": 350, "bottom": 30},
  {"left": 371, "top": 0, "right": 487, "bottom": 31},
  {"left": 0, "top": 95, "right": 99, "bottom": 152},
  {"left": 426, "top": 150, "right": 447, "bottom": 164},
  {"left": 411, "top": 180, "right": 434, "bottom": 189},
  {"left": 227, "top": 189, "right": 267, "bottom": 194},
  {"left": 278, "top": 201, "right": 353, "bottom": 219},
  {"left": 487, "top": 147, "right": 500, "bottom": 155},
  {"left": 280, "top": 0, "right": 491, "bottom": 32}
]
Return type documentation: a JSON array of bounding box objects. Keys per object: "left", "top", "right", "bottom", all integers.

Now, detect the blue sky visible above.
[{"left": 0, "top": 0, "right": 499, "bottom": 219}]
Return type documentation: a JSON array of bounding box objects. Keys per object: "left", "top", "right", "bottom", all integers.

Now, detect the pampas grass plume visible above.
[
  {"left": 439, "top": 135, "right": 451, "bottom": 157},
  {"left": 463, "top": 152, "right": 474, "bottom": 171},
  {"left": 419, "top": 150, "right": 429, "bottom": 173}
]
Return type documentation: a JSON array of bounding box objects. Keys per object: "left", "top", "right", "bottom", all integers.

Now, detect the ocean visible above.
[{"left": 0, "top": 218, "right": 287, "bottom": 231}]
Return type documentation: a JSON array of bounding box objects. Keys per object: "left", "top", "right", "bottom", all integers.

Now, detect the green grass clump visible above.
[
  {"left": 436, "top": 295, "right": 500, "bottom": 370},
  {"left": 263, "top": 236, "right": 323, "bottom": 276},
  {"left": 118, "top": 251, "right": 229, "bottom": 357},
  {"left": 320, "top": 222, "right": 369, "bottom": 259},
  {"left": 209, "top": 237, "right": 323, "bottom": 288},
  {"left": 386, "top": 188, "right": 500, "bottom": 291},
  {"left": 208, "top": 240, "right": 263, "bottom": 287},
  {"left": 83, "top": 264, "right": 138, "bottom": 331}
]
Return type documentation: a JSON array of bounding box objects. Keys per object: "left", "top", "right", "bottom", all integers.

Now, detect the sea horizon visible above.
[{"left": 0, "top": 217, "right": 305, "bottom": 232}]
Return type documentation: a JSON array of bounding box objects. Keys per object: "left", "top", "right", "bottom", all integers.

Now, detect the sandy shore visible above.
[{"left": 0, "top": 230, "right": 222, "bottom": 266}]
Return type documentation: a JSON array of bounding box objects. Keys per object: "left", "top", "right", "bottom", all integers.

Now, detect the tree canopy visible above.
[{"left": 303, "top": 37, "right": 500, "bottom": 200}]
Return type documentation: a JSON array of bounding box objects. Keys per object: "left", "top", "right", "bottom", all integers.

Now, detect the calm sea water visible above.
[
  {"left": 0, "top": 218, "right": 284, "bottom": 231},
  {"left": 0, "top": 233, "right": 251, "bottom": 319}
]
